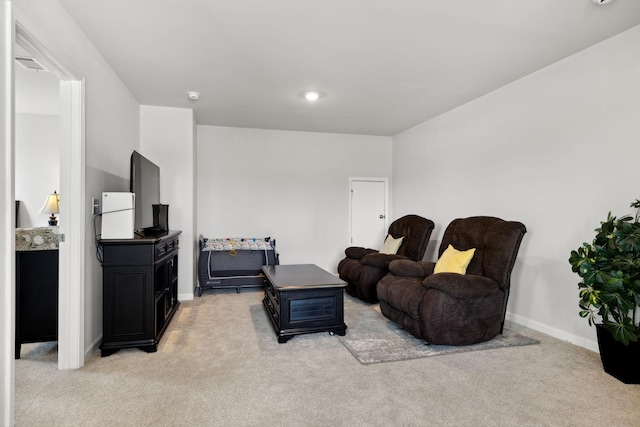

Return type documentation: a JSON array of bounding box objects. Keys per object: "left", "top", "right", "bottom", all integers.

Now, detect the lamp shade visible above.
[{"left": 39, "top": 191, "right": 60, "bottom": 214}]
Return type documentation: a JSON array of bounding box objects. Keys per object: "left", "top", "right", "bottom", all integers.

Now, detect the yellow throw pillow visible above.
[
  {"left": 379, "top": 234, "right": 404, "bottom": 255},
  {"left": 434, "top": 244, "right": 476, "bottom": 274}
]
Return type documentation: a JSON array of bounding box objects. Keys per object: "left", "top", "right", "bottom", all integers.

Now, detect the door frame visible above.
[
  {"left": 1, "top": 3, "right": 17, "bottom": 424},
  {"left": 348, "top": 177, "right": 389, "bottom": 246},
  {"left": 2, "top": 8, "right": 86, "bottom": 423},
  {"left": 13, "top": 5, "right": 86, "bottom": 371}
]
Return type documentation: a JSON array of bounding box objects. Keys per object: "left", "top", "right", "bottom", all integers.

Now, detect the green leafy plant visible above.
[{"left": 569, "top": 200, "right": 640, "bottom": 345}]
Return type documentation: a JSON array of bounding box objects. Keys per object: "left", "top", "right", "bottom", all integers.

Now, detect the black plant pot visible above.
[{"left": 595, "top": 324, "right": 640, "bottom": 384}]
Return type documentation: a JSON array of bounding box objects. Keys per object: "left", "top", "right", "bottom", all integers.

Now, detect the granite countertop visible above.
[{"left": 15, "top": 226, "right": 61, "bottom": 251}]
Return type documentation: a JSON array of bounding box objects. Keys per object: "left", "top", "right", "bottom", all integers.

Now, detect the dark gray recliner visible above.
[
  {"left": 337, "top": 215, "right": 434, "bottom": 303},
  {"left": 377, "top": 216, "right": 526, "bottom": 345}
]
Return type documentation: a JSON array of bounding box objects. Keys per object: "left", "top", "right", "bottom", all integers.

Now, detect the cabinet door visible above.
[
  {"left": 153, "top": 252, "right": 179, "bottom": 335},
  {"left": 103, "top": 265, "right": 154, "bottom": 342},
  {"left": 16, "top": 250, "right": 59, "bottom": 342},
  {"left": 168, "top": 254, "right": 178, "bottom": 308}
]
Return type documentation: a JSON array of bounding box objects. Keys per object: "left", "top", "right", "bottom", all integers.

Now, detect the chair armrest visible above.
[
  {"left": 388, "top": 259, "right": 434, "bottom": 279},
  {"left": 361, "top": 253, "right": 408, "bottom": 269},
  {"left": 423, "top": 274, "right": 498, "bottom": 298},
  {"left": 345, "top": 246, "right": 377, "bottom": 259}
]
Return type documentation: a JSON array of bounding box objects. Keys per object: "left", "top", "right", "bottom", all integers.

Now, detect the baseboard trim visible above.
[
  {"left": 506, "top": 312, "right": 599, "bottom": 353},
  {"left": 85, "top": 334, "right": 102, "bottom": 361},
  {"left": 179, "top": 292, "right": 194, "bottom": 301}
]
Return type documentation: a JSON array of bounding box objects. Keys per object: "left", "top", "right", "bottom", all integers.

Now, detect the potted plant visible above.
[{"left": 569, "top": 199, "right": 640, "bottom": 384}]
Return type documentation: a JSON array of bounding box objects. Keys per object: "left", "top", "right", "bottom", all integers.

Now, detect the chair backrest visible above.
[
  {"left": 388, "top": 215, "right": 435, "bottom": 261},
  {"left": 438, "top": 216, "right": 526, "bottom": 291}
]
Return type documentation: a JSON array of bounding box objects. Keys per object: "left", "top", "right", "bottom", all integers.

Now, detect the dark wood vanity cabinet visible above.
[
  {"left": 15, "top": 249, "right": 59, "bottom": 359},
  {"left": 99, "top": 230, "right": 181, "bottom": 356}
]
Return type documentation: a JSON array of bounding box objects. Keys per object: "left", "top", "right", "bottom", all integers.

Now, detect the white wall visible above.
[
  {"left": 15, "top": 113, "right": 60, "bottom": 228},
  {"left": 197, "top": 126, "right": 392, "bottom": 274},
  {"left": 14, "top": 55, "right": 60, "bottom": 116},
  {"left": 0, "top": 2, "right": 179, "bottom": 422},
  {"left": 10, "top": 0, "right": 141, "bottom": 360},
  {"left": 392, "top": 25, "right": 640, "bottom": 352},
  {"left": 140, "top": 106, "right": 196, "bottom": 299}
]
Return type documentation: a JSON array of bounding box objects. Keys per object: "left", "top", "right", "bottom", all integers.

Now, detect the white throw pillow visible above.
[{"left": 379, "top": 234, "right": 404, "bottom": 255}]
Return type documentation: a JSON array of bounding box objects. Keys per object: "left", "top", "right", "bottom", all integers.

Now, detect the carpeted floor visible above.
[{"left": 14, "top": 289, "right": 640, "bottom": 426}]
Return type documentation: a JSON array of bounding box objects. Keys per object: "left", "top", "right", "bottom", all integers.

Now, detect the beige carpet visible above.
[{"left": 15, "top": 289, "right": 640, "bottom": 426}]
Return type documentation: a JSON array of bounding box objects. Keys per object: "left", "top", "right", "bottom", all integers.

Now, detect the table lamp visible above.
[{"left": 39, "top": 191, "right": 59, "bottom": 226}]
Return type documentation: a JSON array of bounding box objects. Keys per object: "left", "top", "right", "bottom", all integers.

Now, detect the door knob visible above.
[{"left": 379, "top": 215, "right": 385, "bottom": 219}]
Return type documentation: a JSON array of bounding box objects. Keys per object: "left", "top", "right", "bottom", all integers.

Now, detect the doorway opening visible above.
[{"left": 14, "top": 20, "right": 86, "bottom": 370}]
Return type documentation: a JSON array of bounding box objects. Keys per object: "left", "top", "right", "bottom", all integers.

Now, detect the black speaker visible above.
[{"left": 152, "top": 204, "right": 169, "bottom": 231}]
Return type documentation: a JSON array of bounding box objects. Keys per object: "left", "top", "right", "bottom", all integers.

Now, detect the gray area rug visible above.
[{"left": 337, "top": 296, "right": 540, "bottom": 365}]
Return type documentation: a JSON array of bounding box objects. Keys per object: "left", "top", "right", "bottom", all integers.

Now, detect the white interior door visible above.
[{"left": 350, "top": 178, "right": 388, "bottom": 249}]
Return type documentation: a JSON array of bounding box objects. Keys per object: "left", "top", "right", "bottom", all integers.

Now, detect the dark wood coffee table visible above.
[{"left": 262, "top": 264, "right": 347, "bottom": 343}]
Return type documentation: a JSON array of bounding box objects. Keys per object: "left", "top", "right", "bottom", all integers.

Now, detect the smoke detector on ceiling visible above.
[
  {"left": 592, "top": 0, "right": 614, "bottom": 5},
  {"left": 14, "top": 56, "right": 48, "bottom": 72}
]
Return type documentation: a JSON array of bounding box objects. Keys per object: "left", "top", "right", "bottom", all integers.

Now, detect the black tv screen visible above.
[{"left": 130, "top": 151, "right": 160, "bottom": 233}]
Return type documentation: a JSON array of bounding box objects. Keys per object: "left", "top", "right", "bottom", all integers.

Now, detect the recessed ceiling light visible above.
[
  {"left": 305, "top": 91, "right": 320, "bottom": 101},
  {"left": 187, "top": 91, "right": 200, "bottom": 101},
  {"left": 300, "top": 90, "right": 326, "bottom": 102}
]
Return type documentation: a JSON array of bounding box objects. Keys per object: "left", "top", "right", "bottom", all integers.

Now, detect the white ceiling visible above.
[{"left": 53, "top": 0, "right": 640, "bottom": 136}]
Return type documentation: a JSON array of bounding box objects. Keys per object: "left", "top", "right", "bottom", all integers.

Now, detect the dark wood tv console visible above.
[{"left": 99, "top": 230, "right": 181, "bottom": 356}]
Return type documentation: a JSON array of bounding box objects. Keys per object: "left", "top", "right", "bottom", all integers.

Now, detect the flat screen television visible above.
[{"left": 130, "top": 151, "right": 160, "bottom": 234}]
